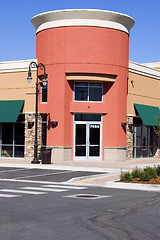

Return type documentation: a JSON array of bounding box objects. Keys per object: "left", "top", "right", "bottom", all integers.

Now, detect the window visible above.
[
  {"left": 75, "top": 113, "right": 101, "bottom": 122},
  {"left": 74, "top": 82, "right": 102, "bottom": 102},
  {"left": 133, "top": 118, "right": 155, "bottom": 158},
  {"left": 41, "top": 84, "right": 47, "bottom": 103},
  {"left": 0, "top": 114, "right": 25, "bottom": 158}
]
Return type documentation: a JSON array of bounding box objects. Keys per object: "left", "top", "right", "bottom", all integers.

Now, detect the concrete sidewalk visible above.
[
  {"left": 0, "top": 157, "right": 159, "bottom": 170},
  {"left": 0, "top": 157, "right": 160, "bottom": 191}
]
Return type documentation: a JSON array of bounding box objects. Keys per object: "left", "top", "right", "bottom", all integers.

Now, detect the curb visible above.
[
  {"left": 0, "top": 163, "right": 120, "bottom": 173},
  {"left": 105, "top": 181, "right": 160, "bottom": 192}
]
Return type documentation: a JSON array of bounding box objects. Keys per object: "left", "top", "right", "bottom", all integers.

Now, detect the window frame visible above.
[
  {"left": 133, "top": 120, "right": 155, "bottom": 158},
  {"left": 74, "top": 82, "right": 103, "bottom": 102},
  {"left": 0, "top": 114, "right": 25, "bottom": 158}
]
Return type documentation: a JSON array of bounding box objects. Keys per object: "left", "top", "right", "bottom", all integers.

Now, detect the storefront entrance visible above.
[
  {"left": 133, "top": 118, "right": 155, "bottom": 158},
  {"left": 74, "top": 114, "right": 102, "bottom": 160}
]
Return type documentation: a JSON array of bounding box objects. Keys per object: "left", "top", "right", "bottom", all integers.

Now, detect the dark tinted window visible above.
[
  {"left": 74, "top": 82, "right": 102, "bottom": 101},
  {"left": 75, "top": 114, "right": 101, "bottom": 122},
  {"left": 41, "top": 84, "right": 47, "bottom": 103}
]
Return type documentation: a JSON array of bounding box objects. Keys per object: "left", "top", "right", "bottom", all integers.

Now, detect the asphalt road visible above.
[
  {"left": 0, "top": 167, "right": 105, "bottom": 182},
  {"left": 0, "top": 167, "right": 159, "bottom": 240}
]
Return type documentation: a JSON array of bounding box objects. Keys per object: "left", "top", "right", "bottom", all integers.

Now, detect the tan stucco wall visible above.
[
  {"left": 0, "top": 71, "right": 36, "bottom": 113},
  {"left": 127, "top": 71, "right": 160, "bottom": 115}
]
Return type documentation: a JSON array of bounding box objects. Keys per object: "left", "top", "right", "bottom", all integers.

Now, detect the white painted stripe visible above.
[
  {"left": 15, "top": 170, "right": 73, "bottom": 179},
  {"left": 0, "top": 168, "right": 26, "bottom": 173},
  {"left": 0, "top": 189, "right": 46, "bottom": 195},
  {"left": 0, "top": 194, "right": 20, "bottom": 198},
  {"left": 43, "top": 184, "right": 87, "bottom": 190},
  {"left": 21, "top": 187, "right": 67, "bottom": 192},
  {"left": 0, "top": 178, "right": 86, "bottom": 187}
]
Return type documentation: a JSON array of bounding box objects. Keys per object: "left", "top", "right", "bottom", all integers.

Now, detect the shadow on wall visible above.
[
  {"left": 47, "top": 113, "right": 58, "bottom": 130},
  {"left": 66, "top": 73, "right": 116, "bottom": 96}
]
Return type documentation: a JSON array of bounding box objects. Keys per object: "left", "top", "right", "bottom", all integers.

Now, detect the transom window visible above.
[
  {"left": 75, "top": 113, "right": 101, "bottom": 122},
  {"left": 74, "top": 82, "right": 103, "bottom": 102}
]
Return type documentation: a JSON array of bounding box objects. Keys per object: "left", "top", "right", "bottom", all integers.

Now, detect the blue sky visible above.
[{"left": 0, "top": 0, "right": 159, "bottom": 63}]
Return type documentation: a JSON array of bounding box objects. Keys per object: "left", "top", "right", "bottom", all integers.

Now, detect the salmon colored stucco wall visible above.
[{"left": 36, "top": 26, "right": 129, "bottom": 159}]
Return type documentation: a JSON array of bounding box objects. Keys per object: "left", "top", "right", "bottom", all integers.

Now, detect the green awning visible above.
[
  {"left": 134, "top": 104, "right": 160, "bottom": 126},
  {"left": 0, "top": 100, "right": 24, "bottom": 122}
]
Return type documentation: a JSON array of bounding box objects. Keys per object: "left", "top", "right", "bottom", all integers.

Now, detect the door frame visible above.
[
  {"left": 133, "top": 124, "right": 155, "bottom": 158},
  {"left": 73, "top": 115, "right": 102, "bottom": 161}
]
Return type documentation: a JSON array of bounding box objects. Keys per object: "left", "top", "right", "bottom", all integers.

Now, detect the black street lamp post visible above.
[{"left": 27, "top": 61, "right": 47, "bottom": 164}]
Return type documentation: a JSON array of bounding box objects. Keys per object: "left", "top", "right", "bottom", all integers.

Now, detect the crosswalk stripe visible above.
[
  {"left": 21, "top": 187, "right": 67, "bottom": 192},
  {"left": 0, "top": 193, "right": 20, "bottom": 198},
  {"left": 0, "top": 168, "right": 26, "bottom": 173},
  {"left": 42, "top": 184, "right": 87, "bottom": 190},
  {"left": 15, "top": 170, "right": 73, "bottom": 179},
  {"left": 0, "top": 189, "right": 46, "bottom": 195}
]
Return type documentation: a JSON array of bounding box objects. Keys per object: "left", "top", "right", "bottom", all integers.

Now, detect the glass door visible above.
[
  {"left": 89, "top": 123, "right": 100, "bottom": 158},
  {"left": 74, "top": 114, "right": 102, "bottom": 160},
  {"left": 75, "top": 124, "right": 87, "bottom": 158}
]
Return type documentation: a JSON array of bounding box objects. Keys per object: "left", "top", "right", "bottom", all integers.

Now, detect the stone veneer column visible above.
[
  {"left": 126, "top": 116, "right": 133, "bottom": 159},
  {"left": 154, "top": 133, "right": 160, "bottom": 158},
  {"left": 24, "top": 114, "right": 42, "bottom": 159}
]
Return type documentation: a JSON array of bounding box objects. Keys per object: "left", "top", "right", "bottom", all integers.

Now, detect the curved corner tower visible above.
[{"left": 32, "top": 9, "right": 134, "bottom": 162}]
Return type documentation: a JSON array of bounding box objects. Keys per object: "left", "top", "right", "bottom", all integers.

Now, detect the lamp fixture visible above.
[
  {"left": 27, "top": 70, "right": 32, "bottom": 83},
  {"left": 51, "top": 121, "right": 58, "bottom": 128},
  {"left": 121, "top": 122, "right": 127, "bottom": 127}
]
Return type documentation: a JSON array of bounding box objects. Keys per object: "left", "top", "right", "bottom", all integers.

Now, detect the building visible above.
[
  {"left": 127, "top": 62, "right": 160, "bottom": 159},
  {"left": 0, "top": 9, "right": 159, "bottom": 162},
  {"left": 142, "top": 62, "right": 160, "bottom": 70}
]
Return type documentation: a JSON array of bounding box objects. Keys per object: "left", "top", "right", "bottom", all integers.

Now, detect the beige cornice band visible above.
[
  {"left": 66, "top": 73, "right": 116, "bottom": 82},
  {"left": 31, "top": 9, "right": 135, "bottom": 34},
  {"left": 0, "top": 59, "right": 37, "bottom": 73}
]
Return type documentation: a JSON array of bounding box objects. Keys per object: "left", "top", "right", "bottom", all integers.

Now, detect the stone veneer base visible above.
[
  {"left": 51, "top": 147, "right": 72, "bottom": 163},
  {"left": 104, "top": 147, "right": 126, "bottom": 161}
]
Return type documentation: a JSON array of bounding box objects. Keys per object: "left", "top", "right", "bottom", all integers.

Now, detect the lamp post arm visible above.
[
  {"left": 38, "top": 63, "right": 46, "bottom": 74},
  {"left": 28, "top": 61, "right": 38, "bottom": 72}
]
